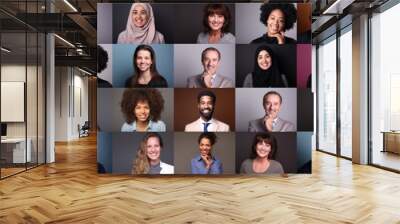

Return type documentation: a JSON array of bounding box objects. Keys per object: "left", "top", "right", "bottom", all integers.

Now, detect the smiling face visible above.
[
  {"left": 208, "top": 13, "right": 225, "bottom": 32},
  {"left": 266, "top": 9, "right": 285, "bottom": 35},
  {"left": 131, "top": 4, "right": 148, "bottom": 28},
  {"left": 199, "top": 137, "right": 212, "bottom": 157},
  {"left": 198, "top": 96, "right": 214, "bottom": 121},
  {"left": 135, "top": 49, "right": 152, "bottom": 73},
  {"left": 264, "top": 94, "right": 281, "bottom": 119},
  {"left": 202, "top": 50, "right": 220, "bottom": 75},
  {"left": 134, "top": 100, "right": 150, "bottom": 122},
  {"left": 146, "top": 136, "right": 161, "bottom": 162},
  {"left": 256, "top": 140, "right": 272, "bottom": 159},
  {"left": 257, "top": 50, "right": 272, "bottom": 70}
]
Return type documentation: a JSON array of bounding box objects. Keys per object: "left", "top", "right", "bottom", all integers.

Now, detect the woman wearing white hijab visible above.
[{"left": 117, "top": 3, "right": 165, "bottom": 44}]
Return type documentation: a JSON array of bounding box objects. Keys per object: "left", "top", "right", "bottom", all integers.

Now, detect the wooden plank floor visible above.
[{"left": 1, "top": 135, "right": 400, "bottom": 223}]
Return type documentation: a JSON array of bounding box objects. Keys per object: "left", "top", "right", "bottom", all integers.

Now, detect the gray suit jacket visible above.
[
  {"left": 187, "top": 74, "right": 233, "bottom": 88},
  {"left": 248, "top": 117, "right": 295, "bottom": 132}
]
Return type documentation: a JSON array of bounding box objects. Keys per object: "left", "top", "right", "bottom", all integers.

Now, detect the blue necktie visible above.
[{"left": 203, "top": 123, "right": 210, "bottom": 132}]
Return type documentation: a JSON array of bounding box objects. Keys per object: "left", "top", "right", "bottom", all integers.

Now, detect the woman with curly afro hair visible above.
[
  {"left": 251, "top": 3, "right": 297, "bottom": 45},
  {"left": 120, "top": 89, "right": 166, "bottom": 132}
]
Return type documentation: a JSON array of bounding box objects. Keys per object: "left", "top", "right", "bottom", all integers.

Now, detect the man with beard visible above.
[
  {"left": 248, "top": 91, "right": 295, "bottom": 132},
  {"left": 184, "top": 90, "right": 230, "bottom": 132},
  {"left": 186, "top": 47, "right": 233, "bottom": 88}
]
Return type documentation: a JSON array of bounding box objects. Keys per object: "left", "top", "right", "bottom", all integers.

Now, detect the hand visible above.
[
  {"left": 202, "top": 73, "right": 213, "bottom": 88},
  {"left": 201, "top": 154, "right": 213, "bottom": 169},
  {"left": 263, "top": 115, "right": 273, "bottom": 132},
  {"left": 269, "top": 32, "right": 285, "bottom": 45}
]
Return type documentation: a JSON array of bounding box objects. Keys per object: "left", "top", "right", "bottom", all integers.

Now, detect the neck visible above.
[
  {"left": 209, "top": 30, "right": 222, "bottom": 37},
  {"left": 203, "top": 71, "right": 215, "bottom": 76},
  {"left": 201, "top": 116, "right": 212, "bottom": 122},
  {"left": 267, "top": 31, "right": 279, "bottom": 37},
  {"left": 139, "top": 71, "right": 152, "bottom": 83},
  {"left": 136, "top": 120, "right": 149, "bottom": 131},
  {"left": 255, "top": 156, "right": 269, "bottom": 163},
  {"left": 149, "top": 158, "right": 160, "bottom": 166}
]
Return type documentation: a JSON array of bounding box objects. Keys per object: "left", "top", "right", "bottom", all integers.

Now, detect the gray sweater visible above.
[
  {"left": 240, "top": 159, "right": 284, "bottom": 174},
  {"left": 196, "top": 32, "right": 235, "bottom": 44}
]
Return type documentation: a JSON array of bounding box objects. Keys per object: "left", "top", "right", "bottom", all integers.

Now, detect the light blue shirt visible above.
[
  {"left": 121, "top": 120, "right": 166, "bottom": 132},
  {"left": 191, "top": 155, "right": 223, "bottom": 174}
]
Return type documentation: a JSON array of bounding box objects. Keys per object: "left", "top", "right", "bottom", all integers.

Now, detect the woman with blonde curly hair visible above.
[{"left": 132, "top": 133, "right": 174, "bottom": 174}]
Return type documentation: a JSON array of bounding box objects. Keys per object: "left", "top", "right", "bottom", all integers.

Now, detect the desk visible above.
[
  {"left": 381, "top": 131, "right": 400, "bottom": 154},
  {"left": 1, "top": 138, "right": 31, "bottom": 163}
]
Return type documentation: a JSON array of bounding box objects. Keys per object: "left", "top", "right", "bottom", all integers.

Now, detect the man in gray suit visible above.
[
  {"left": 185, "top": 90, "right": 230, "bottom": 132},
  {"left": 248, "top": 91, "right": 295, "bottom": 132},
  {"left": 187, "top": 47, "right": 233, "bottom": 88}
]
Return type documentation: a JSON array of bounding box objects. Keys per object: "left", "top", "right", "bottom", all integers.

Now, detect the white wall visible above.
[{"left": 54, "top": 67, "right": 89, "bottom": 141}]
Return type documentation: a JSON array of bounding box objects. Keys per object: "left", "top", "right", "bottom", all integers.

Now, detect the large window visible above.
[
  {"left": 317, "top": 36, "right": 337, "bottom": 154},
  {"left": 370, "top": 2, "right": 400, "bottom": 171},
  {"left": 339, "top": 28, "right": 352, "bottom": 158}
]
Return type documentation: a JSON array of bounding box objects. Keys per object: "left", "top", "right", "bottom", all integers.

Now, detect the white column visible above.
[
  {"left": 352, "top": 14, "right": 369, "bottom": 164},
  {"left": 46, "top": 32, "right": 55, "bottom": 163}
]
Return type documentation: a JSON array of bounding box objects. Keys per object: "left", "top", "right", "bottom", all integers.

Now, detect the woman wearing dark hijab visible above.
[{"left": 242, "top": 45, "right": 288, "bottom": 87}]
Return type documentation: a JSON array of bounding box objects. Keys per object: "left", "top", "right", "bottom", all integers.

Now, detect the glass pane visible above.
[
  {"left": 371, "top": 3, "right": 400, "bottom": 171},
  {"left": 317, "top": 37, "right": 337, "bottom": 154},
  {"left": 38, "top": 33, "right": 45, "bottom": 165},
  {"left": 27, "top": 32, "right": 38, "bottom": 169},
  {"left": 339, "top": 29, "right": 352, "bottom": 158},
  {"left": 1, "top": 32, "right": 27, "bottom": 177}
]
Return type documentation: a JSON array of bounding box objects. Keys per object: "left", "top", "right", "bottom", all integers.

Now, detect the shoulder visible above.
[
  {"left": 151, "top": 120, "right": 166, "bottom": 131},
  {"left": 197, "top": 32, "right": 208, "bottom": 44},
  {"left": 243, "top": 73, "right": 253, "bottom": 87},
  {"left": 121, "top": 122, "right": 134, "bottom": 132},
  {"left": 187, "top": 75, "right": 202, "bottom": 87},
  {"left": 221, "top": 33, "right": 236, "bottom": 44},
  {"left": 187, "top": 74, "right": 201, "bottom": 81},
  {"left": 218, "top": 75, "right": 233, "bottom": 87},
  {"left": 125, "top": 75, "right": 135, "bottom": 88},
  {"left": 215, "top": 119, "right": 230, "bottom": 131},
  {"left": 155, "top": 31, "right": 165, "bottom": 43},
  {"left": 278, "top": 118, "right": 295, "bottom": 131},
  {"left": 117, "top": 31, "right": 127, "bottom": 43},
  {"left": 269, "top": 160, "right": 284, "bottom": 173},
  {"left": 251, "top": 36, "right": 266, "bottom": 44},
  {"left": 284, "top": 36, "right": 297, "bottom": 44},
  {"left": 249, "top": 118, "right": 262, "bottom": 126},
  {"left": 150, "top": 75, "right": 168, "bottom": 87},
  {"left": 97, "top": 78, "right": 112, "bottom": 88},
  {"left": 185, "top": 120, "right": 199, "bottom": 131},
  {"left": 191, "top": 155, "right": 201, "bottom": 163},
  {"left": 160, "top": 162, "right": 174, "bottom": 174},
  {"left": 248, "top": 118, "right": 265, "bottom": 132},
  {"left": 240, "top": 159, "right": 253, "bottom": 174},
  {"left": 212, "top": 156, "right": 222, "bottom": 165},
  {"left": 241, "top": 159, "right": 252, "bottom": 167}
]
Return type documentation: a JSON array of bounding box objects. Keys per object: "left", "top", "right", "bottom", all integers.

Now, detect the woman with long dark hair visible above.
[
  {"left": 243, "top": 45, "right": 288, "bottom": 87},
  {"left": 125, "top": 45, "right": 168, "bottom": 88}
]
